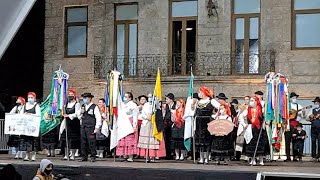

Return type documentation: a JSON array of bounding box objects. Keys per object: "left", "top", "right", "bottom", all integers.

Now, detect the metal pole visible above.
[
  {"left": 65, "top": 117, "right": 69, "bottom": 161},
  {"left": 146, "top": 120, "right": 152, "bottom": 163}
]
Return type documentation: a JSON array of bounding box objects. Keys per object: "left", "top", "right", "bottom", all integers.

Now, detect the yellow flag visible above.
[{"left": 152, "top": 68, "right": 163, "bottom": 141}]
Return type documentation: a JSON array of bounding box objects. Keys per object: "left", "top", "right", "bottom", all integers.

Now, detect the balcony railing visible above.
[{"left": 93, "top": 50, "right": 276, "bottom": 79}]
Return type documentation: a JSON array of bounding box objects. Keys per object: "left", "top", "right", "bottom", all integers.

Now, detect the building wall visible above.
[{"left": 44, "top": 0, "right": 320, "bottom": 102}]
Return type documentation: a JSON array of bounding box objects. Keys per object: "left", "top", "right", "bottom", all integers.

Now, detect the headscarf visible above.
[
  {"left": 218, "top": 104, "right": 231, "bottom": 117},
  {"left": 17, "top": 97, "right": 26, "bottom": 105},
  {"left": 68, "top": 89, "right": 77, "bottom": 100},
  {"left": 175, "top": 99, "right": 185, "bottom": 128},
  {"left": 28, "top": 92, "right": 36, "bottom": 99},
  {"left": 199, "top": 86, "right": 214, "bottom": 98},
  {"left": 247, "top": 96, "right": 263, "bottom": 129}
]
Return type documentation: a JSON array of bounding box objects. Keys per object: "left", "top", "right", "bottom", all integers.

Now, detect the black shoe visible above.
[
  {"left": 293, "top": 159, "right": 298, "bottom": 162},
  {"left": 284, "top": 159, "right": 291, "bottom": 162},
  {"left": 79, "top": 158, "right": 88, "bottom": 162},
  {"left": 91, "top": 158, "right": 96, "bottom": 162},
  {"left": 47, "top": 154, "right": 51, "bottom": 157}
]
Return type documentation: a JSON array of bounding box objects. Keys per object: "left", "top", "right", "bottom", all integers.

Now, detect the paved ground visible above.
[{"left": 1, "top": 154, "right": 320, "bottom": 180}]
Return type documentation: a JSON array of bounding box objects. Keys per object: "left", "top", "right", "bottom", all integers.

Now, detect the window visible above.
[
  {"left": 292, "top": 0, "right": 320, "bottom": 49},
  {"left": 232, "top": 0, "right": 260, "bottom": 74},
  {"left": 115, "top": 4, "right": 138, "bottom": 76},
  {"left": 65, "top": 7, "right": 88, "bottom": 57},
  {"left": 170, "top": 0, "right": 197, "bottom": 75}
]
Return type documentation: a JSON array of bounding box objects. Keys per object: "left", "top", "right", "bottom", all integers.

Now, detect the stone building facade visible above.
[{"left": 44, "top": 0, "right": 320, "bottom": 102}]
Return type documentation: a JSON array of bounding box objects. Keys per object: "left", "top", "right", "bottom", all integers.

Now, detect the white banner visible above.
[{"left": 4, "top": 113, "right": 41, "bottom": 137}]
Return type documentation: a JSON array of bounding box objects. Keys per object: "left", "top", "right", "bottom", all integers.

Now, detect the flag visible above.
[
  {"left": 41, "top": 68, "right": 69, "bottom": 136},
  {"left": 183, "top": 72, "right": 194, "bottom": 151},
  {"left": 152, "top": 68, "right": 163, "bottom": 141}
]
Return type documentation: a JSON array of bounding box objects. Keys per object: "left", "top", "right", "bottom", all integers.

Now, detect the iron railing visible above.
[
  {"left": 93, "top": 50, "right": 276, "bottom": 79},
  {"left": 0, "top": 119, "right": 9, "bottom": 151}
]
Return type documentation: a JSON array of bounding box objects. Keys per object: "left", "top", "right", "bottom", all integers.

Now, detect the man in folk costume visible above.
[
  {"left": 164, "top": 93, "right": 176, "bottom": 160},
  {"left": 137, "top": 93, "right": 166, "bottom": 162},
  {"left": 116, "top": 92, "right": 139, "bottom": 162},
  {"left": 60, "top": 89, "right": 81, "bottom": 160},
  {"left": 8, "top": 97, "right": 25, "bottom": 159},
  {"left": 20, "top": 92, "right": 41, "bottom": 161},
  {"left": 245, "top": 96, "right": 267, "bottom": 166},
  {"left": 194, "top": 86, "right": 220, "bottom": 164},
  {"left": 309, "top": 97, "right": 320, "bottom": 161},
  {"left": 285, "top": 92, "right": 305, "bottom": 161},
  {"left": 79, "top": 93, "right": 101, "bottom": 162}
]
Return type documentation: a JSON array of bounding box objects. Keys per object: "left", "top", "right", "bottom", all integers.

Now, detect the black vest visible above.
[
  {"left": 311, "top": 108, "right": 320, "bottom": 133},
  {"left": 66, "top": 102, "right": 76, "bottom": 116},
  {"left": 24, "top": 103, "right": 37, "bottom": 114},
  {"left": 82, "top": 104, "right": 96, "bottom": 128}
]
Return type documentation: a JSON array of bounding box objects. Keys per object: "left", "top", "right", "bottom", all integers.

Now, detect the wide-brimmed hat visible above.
[
  {"left": 254, "top": 91, "right": 264, "bottom": 96},
  {"left": 231, "top": 99, "right": 239, "bottom": 105},
  {"left": 290, "top": 92, "right": 299, "bottom": 98},
  {"left": 166, "top": 93, "right": 175, "bottom": 100},
  {"left": 216, "top": 93, "right": 228, "bottom": 100},
  {"left": 81, "top": 92, "right": 94, "bottom": 98},
  {"left": 296, "top": 123, "right": 303, "bottom": 128},
  {"left": 312, "top": 97, "right": 320, "bottom": 103},
  {"left": 192, "top": 93, "right": 200, "bottom": 99}
]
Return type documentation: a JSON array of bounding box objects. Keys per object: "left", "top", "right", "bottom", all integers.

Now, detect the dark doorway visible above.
[{"left": 0, "top": 0, "right": 45, "bottom": 118}]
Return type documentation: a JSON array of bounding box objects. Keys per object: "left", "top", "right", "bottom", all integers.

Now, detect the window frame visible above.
[
  {"left": 168, "top": 0, "right": 198, "bottom": 76},
  {"left": 231, "top": 0, "right": 261, "bottom": 75},
  {"left": 113, "top": 2, "right": 139, "bottom": 77},
  {"left": 291, "top": 0, "right": 320, "bottom": 50},
  {"left": 64, "top": 6, "right": 88, "bottom": 58}
]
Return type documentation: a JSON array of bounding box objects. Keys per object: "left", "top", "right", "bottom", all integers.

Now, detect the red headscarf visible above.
[
  {"left": 199, "top": 86, "right": 214, "bottom": 98},
  {"left": 175, "top": 99, "right": 185, "bottom": 128},
  {"left": 17, "top": 97, "right": 26, "bottom": 105},
  {"left": 28, "top": 92, "right": 36, "bottom": 99},
  {"left": 218, "top": 104, "right": 231, "bottom": 117},
  {"left": 247, "top": 96, "right": 263, "bottom": 129},
  {"left": 68, "top": 89, "right": 77, "bottom": 98}
]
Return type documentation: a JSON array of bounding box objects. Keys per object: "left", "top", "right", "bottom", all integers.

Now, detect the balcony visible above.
[{"left": 93, "top": 50, "right": 276, "bottom": 79}]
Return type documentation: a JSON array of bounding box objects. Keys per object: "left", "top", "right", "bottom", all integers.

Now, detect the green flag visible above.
[{"left": 184, "top": 72, "right": 194, "bottom": 151}]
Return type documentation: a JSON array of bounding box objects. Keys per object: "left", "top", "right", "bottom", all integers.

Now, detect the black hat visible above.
[
  {"left": 290, "top": 92, "right": 299, "bottom": 98},
  {"left": 138, "top": 95, "right": 148, "bottom": 101},
  {"left": 255, "top": 91, "right": 264, "bottom": 96},
  {"left": 192, "top": 93, "right": 200, "bottom": 99},
  {"left": 296, "top": 123, "right": 303, "bottom": 128},
  {"left": 81, "top": 92, "right": 94, "bottom": 98},
  {"left": 216, "top": 93, "right": 228, "bottom": 100},
  {"left": 231, "top": 99, "right": 239, "bottom": 105},
  {"left": 312, "top": 97, "right": 320, "bottom": 103},
  {"left": 166, "top": 93, "right": 175, "bottom": 100}
]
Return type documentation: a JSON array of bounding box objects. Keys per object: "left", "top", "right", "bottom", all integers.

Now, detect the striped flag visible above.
[{"left": 183, "top": 72, "right": 194, "bottom": 151}]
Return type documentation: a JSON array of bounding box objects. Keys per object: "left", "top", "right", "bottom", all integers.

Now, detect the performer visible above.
[
  {"left": 96, "top": 98, "right": 108, "bottom": 158},
  {"left": 194, "top": 86, "right": 220, "bottom": 164},
  {"left": 137, "top": 93, "right": 166, "bottom": 162},
  {"left": 60, "top": 89, "right": 81, "bottom": 160},
  {"left": 116, "top": 92, "right": 139, "bottom": 162},
  {"left": 309, "top": 97, "right": 320, "bottom": 161},
  {"left": 171, "top": 99, "right": 186, "bottom": 161},
  {"left": 20, "top": 92, "right": 41, "bottom": 161},
  {"left": 164, "top": 93, "right": 176, "bottom": 160},
  {"left": 254, "top": 91, "right": 265, "bottom": 110},
  {"left": 79, "top": 93, "right": 101, "bottom": 162},
  {"left": 8, "top": 97, "right": 25, "bottom": 159},
  {"left": 245, "top": 96, "right": 267, "bottom": 166},
  {"left": 230, "top": 99, "right": 240, "bottom": 161},
  {"left": 292, "top": 123, "right": 306, "bottom": 162},
  {"left": 285, "top": 92, "right": 305, "bottom": 161},
  {"left": 211, "top": 104, "right": 234, "bottom": 165},
  {"left": 42, "top": 125, "right": 59, "bottom": 158},
  {"left": 235, "top": 97, "right": 250, "bottom": 161}
]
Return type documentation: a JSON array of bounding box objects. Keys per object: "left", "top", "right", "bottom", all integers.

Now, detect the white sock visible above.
[{"left": 175, "top": 149, "right": 179, "bottom": 159}]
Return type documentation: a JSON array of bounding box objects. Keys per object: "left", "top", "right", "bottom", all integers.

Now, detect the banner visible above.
[{"left": 5, "top": 113, "right": 41, "bottom": 137}]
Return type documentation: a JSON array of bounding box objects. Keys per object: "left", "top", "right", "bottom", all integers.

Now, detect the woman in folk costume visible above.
[
  {"left": 96, "top": 98, "right": 109, "bottom": 158},
  {"left": 211, "top": 104, "right": 234, "bottom": 165},
  {"left": 137, "top": 93, "right": 166, "bottom": 162},
  {"left": 116, "top": 92, "right": 139, "bottom": 162},
  {"left": 171, "top": 99, "right": 187, "bottom": 161},
  {"left": 245, "top": 96, "right": 268, "bottom": 166},
  {"left": 20, "top": 92, "right": 41, "bottom": 161},
  {"left": 194, "top": 86, "right": 220, "bottom": 164},
  {"left": 8, "top": 97, "right": 26, "bottom": 159},
  {"left": 235, "top": 96, "right": 250, "bottom": 160},
  {"left": 61, "top": 89, "right": 81, "bottom": 160}
]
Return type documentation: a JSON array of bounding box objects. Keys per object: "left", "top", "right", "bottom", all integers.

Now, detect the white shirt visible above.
[
  {"left": 124, "top": 101, "right": 139, "bottom": 128},
  {"left": 80, "top": 102, "right": 102, "bottom": 129},
  {"left": 20, "top": 103, "right": 41, "bottom": 116},
  {"left": 291, "top": 103, "right": 304, "bottom": 121},
  {"left": 217, "top": 114, "right": 232, "bottom": 121},
  {"left": 66, "top": 101, "right": 81, "bottom": 120},
  {"left": 10, "top": 105, "right": 23, "bottom": 114},
  {"left": 138, "top": 102, "right": 152, "bottom": 121}
]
